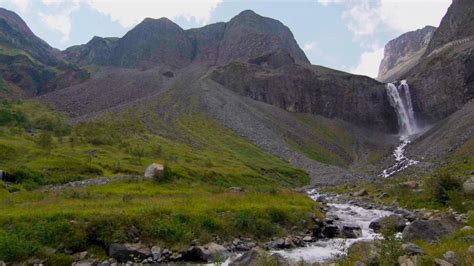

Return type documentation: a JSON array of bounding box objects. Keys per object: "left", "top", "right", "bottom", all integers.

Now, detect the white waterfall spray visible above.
[
  {"left": 382, "top": 80, "right": 419, "bottom": 178},
  {"left": 386, "top": 80, "right": 418, "bottom": 135}
]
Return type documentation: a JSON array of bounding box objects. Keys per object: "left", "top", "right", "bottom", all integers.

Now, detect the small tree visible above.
[{"left": 36, "top": 132, "right": 53, "bottom": 153}]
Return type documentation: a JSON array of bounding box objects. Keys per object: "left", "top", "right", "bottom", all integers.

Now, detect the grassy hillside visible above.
[{"left": 0, "top": 100, "right": 318, "bottom": 263}]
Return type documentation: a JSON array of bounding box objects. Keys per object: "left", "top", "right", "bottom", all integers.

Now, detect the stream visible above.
[{"left": 272, "top": 190, "right": 394, "bottom": 263}]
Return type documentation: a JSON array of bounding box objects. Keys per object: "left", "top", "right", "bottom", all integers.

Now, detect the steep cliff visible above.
[{"left": 378, "top": 26, "right": 436, "bottom": 82}]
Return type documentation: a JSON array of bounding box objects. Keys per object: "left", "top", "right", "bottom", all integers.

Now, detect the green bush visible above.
[
  {"left": 0, "top": 231, "right": 39, "bottom": 262},
  {"left": 151, "top": 219, "right": 193, "bottom": 243},
  {"left": 428, "top": 171, "right": 463, "bottom": 205}
]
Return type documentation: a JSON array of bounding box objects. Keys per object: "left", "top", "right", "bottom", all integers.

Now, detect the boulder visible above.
[
  {"left": 402, "top": 181, "right": 419, "bottom": 189},
  {"left": 434, "top": 258, "right": 454, "bottom": 266},
  {"left": 369, "top": 214, "right": 406, "bottom": 233},
  {"left": 185, "top": 242, "right": 230, "bottom": 262},
  {"left": 229, "top": 248, "right": 261, "bottom": 266},
  {"left": 463, "top": 176, "right": 474, "bottom": 195},
  {"left": 402, "top": 214, "right": 462, "bottom": 242},
  {"left": 229, "top": 248, "right": 293, "bottom": 266},
  {"left": 151, "top": 246, "right": 161, "bottom": 261},
  {"left": 468, "top": 245, "right": 474, "bottom": 255},
  {"left": 322, "top": 224, "right": 340, "bottom": 238},
  {"left": 341, "top": 224, "right": 362, "bottom": 238},
  {"left": 402, "top": 243, "right": 425, "bottom": 255},
  {"left": 144, "top": 163, "right": 164, "bottom": 180},
  {"left": 443, "top": 251, "right": 459, "bottom": 265},
  {"left": 229, "top": 187, "right": 245, "bottom": 192},
  {"left": 108, "top": 243, "right": 151, "bottom": 263},
  {"left": 398, "top": 255, "right": 421, "bottom": 266},
  {"left": 352, "top": 189, "right": 368, "bottom": 197}
]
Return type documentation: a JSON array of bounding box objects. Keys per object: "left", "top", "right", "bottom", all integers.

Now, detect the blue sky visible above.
[{"left": 0, "top": 0, "right": 451, "bottom": 78}]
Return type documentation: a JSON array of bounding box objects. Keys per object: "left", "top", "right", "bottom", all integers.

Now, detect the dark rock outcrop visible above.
[
  {"left": 63, "top": 10, "right": 309, "bottom": 69},
  {"left": 108, "top": 243, "right": 151, "bottom": 263},
  {"left": 63, "top": 36, "right": 118, "bottom": 66},
  {"left": 210, "top": 58, "right": 398, "bottom": 132},
  {"left": 378, "top": 26, "right": 436, "bottom": 82},
  {"left": 425, "top": 0, "right": 474, "bottom": 55},
  {"left": 216, "top": 10, "right": 309, "bottom": 65}
]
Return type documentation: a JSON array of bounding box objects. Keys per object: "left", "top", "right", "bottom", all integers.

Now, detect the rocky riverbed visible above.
[{"left": 63, "top": 187, "right": 473, "bottom": 266}]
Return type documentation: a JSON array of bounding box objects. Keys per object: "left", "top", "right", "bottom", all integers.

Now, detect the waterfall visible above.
[
  {"left": 386, "top": 80, "right": 418, "bottom": 135},
  {"left": 382, "top": 80, "right": 419, "bottom": 178}
]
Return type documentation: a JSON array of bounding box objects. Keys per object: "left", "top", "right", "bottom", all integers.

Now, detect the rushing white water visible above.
[
  {"left": 386, "top": 80, "right": 418, "bottom": 135},
  {"left": 381, "top": 135, "right": 419, "bottom": 178},
  {"left": 382, "top": 80, "right": 420, "bottom": 177},
  {"left": 273, "top": 190, "right": 393, "bottom": 264}
]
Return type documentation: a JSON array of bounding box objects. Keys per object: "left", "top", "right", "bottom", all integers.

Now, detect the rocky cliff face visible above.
[
  {"left": 63, "top": 36, "right": 118, "bottom": 66},
  {"left": 403, "top": 0, "right": 474, "bottom": 124},
  {"left": 64, "top": 10, "right": 309, "bottom": 69},
  {"left": 0, "top": 8, "right": 88, "bottom": 97},
  {"left": 210, "top": 51, "right": 397, "bottom": 132},
  {"left": 378, "top": 26, "right": 436, "bottom": 82},
  {"left": 425, "top": 0, "right": 474, "bottom": 55}
]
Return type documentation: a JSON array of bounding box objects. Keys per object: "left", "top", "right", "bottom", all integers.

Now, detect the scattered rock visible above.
[
  {"left": 322, "top": 224, "right": 340, "bottom": 238},
  {"left": 434, "top": 258, "right": 454, "bottom": 266},
  {"left": 108, "top": 243, "right": 151, "bottom": 263},
  {"left": 185, "top": 242, "right": 230, "bottom": 262},
  {"left": 352, "top": 189, "right": 368, "bottom": 197},
  {"left": 73, "top": 260, "right": 97, "bottom": 266},
  {"left": 302, "top": 236, "right": 313, "bottom": 242},
  {"left": 460, "top": 225, "right": 473, "bottom": 232},
  {"left": 398, "top": 255, "right": 421, "bottom": 266},
  {"left": 144, "top": 163, "right": 165, "bottom": 180},
  {"left": 369, "top": 214, "right": 406, "bottom": 233},
  {"left": 228, "top": 187, "right": 245, "bottom": 192},
  {"left": 443, "top": 251, "right": 459, "bottom": 265},
  {"left": 402, "top": 243, "right": 425, "bottom": 255},
  {"left": 402, "top": 213, "right": 462, "bottom": 242},
  {"left": 467, "top": 245, "right": 474, "bottom": 255},
  {"left": 229, "top": 248, "right": 293, "bottom": 266},
  {"left": 229, "top": 248, "right": 261, "bottom": 266},
  {"left": 162, "top": 71, "right": 174, "bottom": 78},
  {"left": 463, "top": 176, "right": 474, "bottom": 195},
  {"left": 151, "top": 246, "right": 161, "bottom": 261},
  {"left": 402, "top": 181, "right": 419, "bottom": 189},
  {"left": 341, "top": 224, "right": 362, "bottom": 238},
  {"left": 378, "top": 192, "right": 389, "bottom": 198},
  {"left": 75, "top": 251, "right": 88, "bottom": 260}
]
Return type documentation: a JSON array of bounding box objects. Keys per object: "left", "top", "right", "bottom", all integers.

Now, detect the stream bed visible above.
[{"left": 272, "top": 189, "right": 394, "bottom": 263}]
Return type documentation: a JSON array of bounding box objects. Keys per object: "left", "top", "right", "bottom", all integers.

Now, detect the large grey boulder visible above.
[
  {"left": 463, "top": 176, "right": 474, "bottom": 195},
  {"left": 108, "top": 243, "right": 151, "bottom": 263},
  {"left": 402, "top": 214, "right": 462, "bottom": 242},
  {"left": 144, "top": 163, "right": 164, "bottom": 180},
  {"left": 341, "top": 224, "right": 362, "bottom": 238},
  {"left": 369, "top": 214, "right": 406, "bottom": 233},
  {"left": 402, "top": 243, "right": 425, "bottom": 255},
  {"left": 185, "top": 242, "right": 230, "bottom": 262}
]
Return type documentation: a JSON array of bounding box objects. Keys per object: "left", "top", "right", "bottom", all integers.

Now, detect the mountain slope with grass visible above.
[{"left": 0, "top": 8, "right": 88, "bottom": 98}]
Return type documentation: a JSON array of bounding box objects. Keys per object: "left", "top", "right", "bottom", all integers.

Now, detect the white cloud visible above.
[
  {"left": 317, "top": 0, "right": 344, "bottom": 6},
  {"left": 350, "top": 46, "right": 384, "bottom": 78},
  {"left": 320, "top": 0, "right": 451, "bottom": 77},
  {"left": 40, "top": 13, "right": 71, "bottom": 43},
  {"left": 86, "top": 0, "right": 223, "bottom": 28},
  {"left": 378, "top": 0, "right": 451, "bottom": 32},
  {"left": 0, "top": 0, "right": 31, "bottom": 11},
  {"left": 39, "top": 0, "right": 80, "bottom": 43}
]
